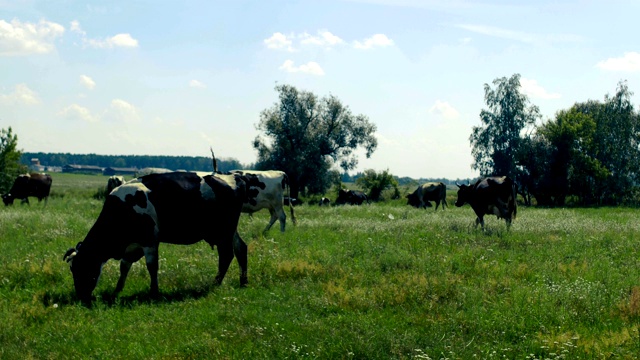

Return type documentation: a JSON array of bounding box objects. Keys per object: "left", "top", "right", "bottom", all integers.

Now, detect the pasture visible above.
[{"left": 1, "top": 173, "right": 640, "bottom": 359}]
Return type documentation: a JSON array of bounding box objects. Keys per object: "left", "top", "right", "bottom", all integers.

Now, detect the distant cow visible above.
[
  {"left": 106, "top": 175, "right": 125, "bottom": 194},
  {"left": 319, "top": 197, "right": 331, "bottom": 206},
  {"left": 406, "top": 182, "right": 447, "bottom": 210},
  {"left": 455, "top": 176, "right": 517, "bottom": 229},
  {"left": 63, "top": 171, "right": 249, "bottom": 302},
  {"left": 3, "top": 173, "right": 53, "bottom": 206},
  {"left": 229, "top": 170, "right": 297, "bottom": 232},
  {"left": 335, "top": 189, "right": 368, "bottom": 205}
]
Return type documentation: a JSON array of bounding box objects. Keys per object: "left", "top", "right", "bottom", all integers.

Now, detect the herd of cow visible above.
[{"left": 2, "top": 170, "right": 517, "bottom": 302}]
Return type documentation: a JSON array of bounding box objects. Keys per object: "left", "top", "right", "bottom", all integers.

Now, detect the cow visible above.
[
  {"left": 106, "top": 175, "right": 125, "bottom": 194},
  {"left": 228, "top": 170, "right": 296, "bottom": 232},
  {"left": 454, "top": 176, "right": 517, "bottom": 229},
  {"left": 3, "top": 173, "right": 53, "bottom": 206},
  {"left": 63, "top": 171, "right": 249, "bottom": 302},
  {"left": 406, "top": 182, "right": 447, "bottom": 210},
  {"left": 335, "top": 189, "right": 368, "bottom": 205},
  {"left": 319, "top": 197, "right": 331, "bottom": 206}
]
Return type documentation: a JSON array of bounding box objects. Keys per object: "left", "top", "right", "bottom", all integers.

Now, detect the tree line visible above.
[
  {"left": 473, "top": 74, "right": 640, "bottom": 206},
  {"left": 20, "top": 152, "right": 251, "bottom": 174}
]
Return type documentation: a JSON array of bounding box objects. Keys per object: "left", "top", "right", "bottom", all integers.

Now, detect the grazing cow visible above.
[
  {"left": 229, "top": 170, "right": 296, "bottom": 232},
  {"left": 3, "top": 173, "right": 53, "bottom": 206},
  {"left": 106, "top": 175, "right": 125, "bottom": 194},
  {"left": 63, "top": 171, "right": 249, "bottom": 302},
  {"left": 455, "top": 176, "right": 517, "bottom": 229},
  {"left": 335, "top": 189, "right": 368, "bottom": 205},
  {"left": 319, "top": 197, "right": 331, "bottom": 206},
  {"left": 406, "top": 182, "right": 447, "bottom": 210}
]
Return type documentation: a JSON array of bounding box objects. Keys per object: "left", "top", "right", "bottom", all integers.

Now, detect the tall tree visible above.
[
  {"left": 471, "top": 74, "right": 541, "bottom": 177},
  {"left": 253, "top": 84, "right": 377, "bottom": 198},
  {"left": 0, "top": 127, "right": 26, "bottom": 193}
]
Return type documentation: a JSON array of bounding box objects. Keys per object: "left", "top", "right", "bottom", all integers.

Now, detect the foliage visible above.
[
  {"left": 471, "top": 74, "right": 541, "bottom": 178},
  {"left": 2, "top": 173, "right": 640, "bottom": 358},
  {"left": 0, "top": 127, "right": 27, "bottom": 193},
  {"left": 253, "top": 84, "right": 377, "bottom": 197},
  {"left": 519, "top": 80, "right": 640, "bottom": 206},
  {"left": 355, "top": 169, "right": 400, "bottom": 201}
]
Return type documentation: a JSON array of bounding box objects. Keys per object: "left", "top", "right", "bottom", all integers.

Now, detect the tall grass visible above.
[{"left": 1, "top": 173, "right": 640, "bottom": 358}]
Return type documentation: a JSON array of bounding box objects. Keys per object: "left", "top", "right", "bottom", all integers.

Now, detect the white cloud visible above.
[
  {"left": 353, "top": 34, "right": 394, "bottom": 49},
  {"left": 596, "top": 52, "right": 640, "bottom": 72},
  {"left": 58, "top": 104, "right": 99, "bottom": 123},
  {"left": 429, "top": 100, "right": 460, "bottom": 120},
  {"left": 300, "top": 30, "right": 345, "bottom": 48},
  {"left": 86, "top": 33, "right": 139, "bottom": 49},
  {"left": 264, "top": 32, "right": 294, "bottom": 51},
  {"left": 0, "top": 19, "right": 65, "bottom": 56},
  {"left": 108, "top": 99, "right": 140, "bottom": 122},
  {"left": 70, "top": 20, "right": 85, "bottom": 35},
  {"left": 456, "top": 24, "right": 583, "bottom": 45},
  {"left": 520, "top": 78, "right": 561, "bottom": 100},
  {"left": 0, "top": 84, "right": 40, "bottom": 105},
  {"left": 279, "top": 60, "right": 325, "bottom": 75},
  {"left": 189, "top": 79, "right": 206, "bottom": 88},
  {"left": 79, "top": 75, "right": 96, "bottom": 90}
]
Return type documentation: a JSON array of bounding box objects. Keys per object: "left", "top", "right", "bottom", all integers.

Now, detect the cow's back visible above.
[{"left": 230, "top": 170, "right": 286, "bottom": 212}]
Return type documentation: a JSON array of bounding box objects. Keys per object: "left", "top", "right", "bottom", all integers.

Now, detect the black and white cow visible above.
[
  {"left": 229, "top": 170, "right": 297, "bottom": 232},
  {"left": 319, "top": 197, "right": 331, "bottom": 206},
  {"left": 106, "top": 175, "right": 125, "bottom": 194},
  {"left": 63, "top": 171, "right": 249, "bottom": 302},
  {"left": 3, "top": 173, "right": 53, "bottom": 206}
]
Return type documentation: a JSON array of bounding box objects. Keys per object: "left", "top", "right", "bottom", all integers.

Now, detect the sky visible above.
[{"left": 1, "top": 0, "right": 639, "bottom": 180}]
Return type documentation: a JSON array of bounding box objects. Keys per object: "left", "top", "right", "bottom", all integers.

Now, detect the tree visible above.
[
  {"left": 471, "top": 74, "right": 541, "bottom": 177},
  {"left": 0, "top": 127, "right": 26, "bottom": 193},
  {"left": 355, "top": 169, "right": 399, "bottom": 201},
  {"left": 253, "top": 84, "right": 378, "bottom": 198}
]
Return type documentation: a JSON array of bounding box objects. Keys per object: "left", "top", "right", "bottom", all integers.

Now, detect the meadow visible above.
[{"left": 1, "top": 173, "right": 640, "bottom": 359}]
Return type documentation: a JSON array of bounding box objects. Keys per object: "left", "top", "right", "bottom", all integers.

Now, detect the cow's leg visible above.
[
  {"left": 115, "top": 247, "right": 145, "bottom": 295},
  {"left": 214, "top": 240, "right": 235, "bottom": 285},
  {"left": 435, "top": 200, "right": 441, "bottom": 211},
  {"left": 114, "top": 260, "right": 133, "bottom": 294},
  {"left": 276, "top": 206, "right": 287, "bottom": 232},
  {"left": 233, "top": 232, "right": 248, "bottom": 286},
  {"left": 143, "top": 245, "right": 160, "bottom": 296},
  {"left": 264, "top": 208, "right": 278, "bottom": 232},
  {"left": 475, "top": 216, "right": 485, "bottom": 229}
]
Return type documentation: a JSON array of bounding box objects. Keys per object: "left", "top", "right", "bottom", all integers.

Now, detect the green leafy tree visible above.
[
  {"left": 471, "top": 74, "right": 541, "bottom": 177},
  {"left": 253, "top": 84, "right": 378, "bottom": 198},
  {"left": 355, "top": 169, "right": 399, "bottom": 201},
  {"left": 0, "top": 127, "right": 26, "bottom": 193}
]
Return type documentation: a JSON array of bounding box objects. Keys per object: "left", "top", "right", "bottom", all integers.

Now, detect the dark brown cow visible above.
[
  {"left": 335, "top": 189, "right": 368, "bottom": 205},
  {"left": 455, "top": 176, "right": 517, "bottom": 229},
  {"left": 63, "top": 171, "right": 249, "bottom": 302},
  {"left": 406, "top": 182, "right": 447, "bottom": 210},
  {"left": 3, "top": 173, "right": 53, "bottom": 206}
]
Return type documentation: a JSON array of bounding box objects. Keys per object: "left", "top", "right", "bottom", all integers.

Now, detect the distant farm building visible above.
[
  {"left": 62, "top": 164, "right": 104, "bottom": 174},
  {"left": 103, "top": 167, "right": 138, "bottom": 176}
]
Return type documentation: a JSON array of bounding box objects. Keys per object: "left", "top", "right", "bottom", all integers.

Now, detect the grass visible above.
[{"left": 1, "top": 173, "right": 640, "bottom": 358}]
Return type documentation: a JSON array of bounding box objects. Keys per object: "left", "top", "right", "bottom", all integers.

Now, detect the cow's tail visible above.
[{"left": 284, "top": 173, "right": 297, "bottom": 225}]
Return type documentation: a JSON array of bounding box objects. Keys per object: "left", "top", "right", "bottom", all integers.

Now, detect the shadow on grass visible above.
[{"left": 41, "top": 282, "right": 246, "bottom": 309}]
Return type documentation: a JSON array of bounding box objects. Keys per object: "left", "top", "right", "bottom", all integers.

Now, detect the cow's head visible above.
[
  {"left": 63, "top": 242, "right": 103, "bottom": 302},
  {"left": 406, "top": 192, "right": 420, "bottom": 207},
  {"left": 2, "top": 194, "right": 14, "bottom": 206},
  {"left": 335, "top": 189, "right": 350, "bottom": 204},
  {"left": 454, "top": 183, "right": 473, "bottom": 207}
]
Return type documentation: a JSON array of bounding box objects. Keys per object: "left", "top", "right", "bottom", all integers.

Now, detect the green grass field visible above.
[{"left": 1, "top": 173, "right": 640, "bottom": 359}]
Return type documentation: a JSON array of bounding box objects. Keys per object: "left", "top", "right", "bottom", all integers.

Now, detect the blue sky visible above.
[{"left": 1, "top": 0, "right": 638, "bottom": 179}]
